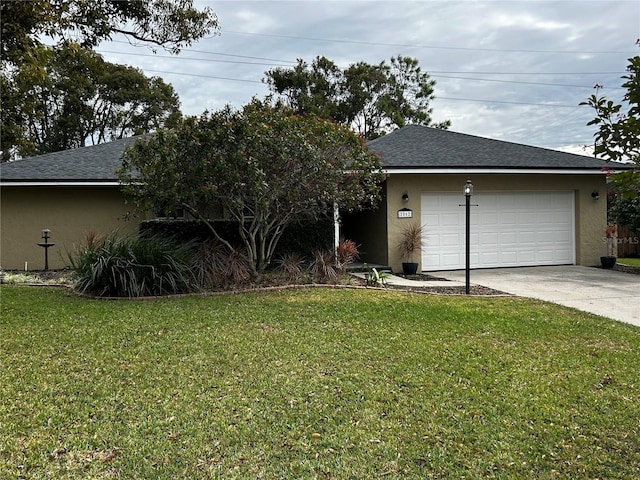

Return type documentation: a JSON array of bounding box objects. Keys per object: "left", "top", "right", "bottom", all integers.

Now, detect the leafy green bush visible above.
[
  {"left": 610, "top": 196, "right": 640, "bottom": 232},
  {"left": 363, "top": 263, "right": 388, "bottom": 286},
  {"left": 69, "top": 232, "right": 197, "bottom": 297}
]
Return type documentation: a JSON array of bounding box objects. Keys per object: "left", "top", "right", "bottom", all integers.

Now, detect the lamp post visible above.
[
  {"left": 463, "top": 180, "right": 474, "bottom": 294},
  {"left": 37, "top": 229, "right": 55, "bottom": 271}
]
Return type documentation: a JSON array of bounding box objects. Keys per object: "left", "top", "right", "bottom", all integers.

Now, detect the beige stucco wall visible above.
[
  {"left": 0, "top": 186, "right": 149, "bottom": 271},
  {"left": 385, "top": 173, "right": 608, "bottom": 272}
]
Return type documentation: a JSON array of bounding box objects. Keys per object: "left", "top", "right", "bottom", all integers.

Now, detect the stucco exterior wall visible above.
[
  {"left": 0, "top": 186, "right": 148, "bottom": 270},
  {"left": 385, "top": 173, "right": 608, "bottom": 272}
]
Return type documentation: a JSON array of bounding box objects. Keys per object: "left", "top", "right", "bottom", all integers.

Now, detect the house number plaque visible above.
[{"left": 397, "top": 208, "right": 413, "bottom": 219}]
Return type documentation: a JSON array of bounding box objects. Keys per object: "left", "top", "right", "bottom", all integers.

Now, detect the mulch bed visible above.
[
  {"left": 16, "top": 264, "right": 638, "bottom": 297},
  {"left": 388, "top": 273, "right": 509, "bottom": 296},
  {"left": 388, "top": 284, "right": 509, "bottom": 296},
  {"left": 14, "top": 270, "right": 509, "bottom": 297}
]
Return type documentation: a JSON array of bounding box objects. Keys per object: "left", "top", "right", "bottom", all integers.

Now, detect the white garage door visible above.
[{"left": 421, "top": 191, "right": 575, "bottom": 271}]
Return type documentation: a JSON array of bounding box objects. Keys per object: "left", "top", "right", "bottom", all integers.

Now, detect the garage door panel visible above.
[
  {"left": 424, "top": 213, "right": 441, "bottom": 226},
  {"left": 518, "top": 231, "right": 537, "bottom": 242},
  {"left": 439, "top": 234, "right": 460, "bottom": 247},
  {"left": 425, "top": 234, "right": 441, "bottom": 247},
  {"left": 501, "top": 213, "right": 518, "bottom": 225},
  {"left": 553, "top": 213, "right": 572, "bottom": 224},
  {"left": 441, "top": 213, "right": 460, "bottom": 226},
  {"left": 536, "top": 231, "right": 563, "bottom": 243},
  {"left": 479, "top": 213, "right": 499, "bottom": 225},
  {"left": 480, "top": 232, "right": 499, "bottom": 246},
  {"left": 500, "top": 251, "right": 518, "bottom": 263},
  {"left": 480, "top": 252, "right": 499, "bottom": 264},
  {"left": 421, "top": 191, "right": 575, "bottom": 271},
  {"left": 536, "top": 250, "right": 554, "bottom": 262},
  {"left": 499, "top": 232, "right": 518, "bottom": 244},
  {"left": 442, "top": 253, "right": 463, "bottom": 267}
]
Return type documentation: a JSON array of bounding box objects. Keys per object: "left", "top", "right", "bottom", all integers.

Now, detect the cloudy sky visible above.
[{"left": 97, "top": 0, "right": 639, "bottom": 155}]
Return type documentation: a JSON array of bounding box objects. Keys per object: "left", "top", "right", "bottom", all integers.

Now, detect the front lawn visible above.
[
  {"left": 1, "top": 286, "right": 639, "bottom": 479},
  {"left": 618, "top": 257, "right": 640, "bottom": 267}
]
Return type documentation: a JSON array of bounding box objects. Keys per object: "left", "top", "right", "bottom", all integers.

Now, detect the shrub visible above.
[
  {"left": 336, "top": 238, "right": 360, "bottom": 274},
  {"left": 363, "top": 263, "right": 388, "bottom": 287},
  {"left": 222, "top": 248, "right": 252, "bottom": 285},
  {"left": 69, "top": 232, "right": 197, "bottom": 297},
  {"left": 275, "top": 252, "right": 307, "bottom": 284},
  {"left": 397, "top": 222, "right": 424, "bottom": 263},
  {"left": 311, "top": 249, "right": 339, "bottom": 284},
  {"left": 610, "top": 196, "right": 640, "bottom": 232},
  {"left": 192, "top": 239, "right": 251, "bottom": 289},
  {"left": 140, "top": 215, "right": 334, "bottom": 264},
  {"left": 192, "top": 239, "right": 227, "bottom": 289}
]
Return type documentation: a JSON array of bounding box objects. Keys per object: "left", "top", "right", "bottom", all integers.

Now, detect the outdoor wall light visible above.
[
  {"left": 402, "top": 192, "right": 409, "bottom": 202},
  {"left": 591, "top": 191, "right": 600, "bottom": 200}
]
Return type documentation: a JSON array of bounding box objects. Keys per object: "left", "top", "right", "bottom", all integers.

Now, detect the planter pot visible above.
[
  {"left": 600, "top": 256, "right": 617, "bottom": 269},
  {"left": 402, "top": 262, "right": 419, "bottom": 275}
]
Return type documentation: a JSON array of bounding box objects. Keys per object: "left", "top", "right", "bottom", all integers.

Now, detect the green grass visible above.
[
  {"left": 618, "top": 257, "right": 640, "bottom": 267},
  {"left": 1, "top": 286, "right": 639, "bottom": 479}
]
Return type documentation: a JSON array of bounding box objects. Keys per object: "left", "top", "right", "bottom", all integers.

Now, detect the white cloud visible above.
[
  {"left": 488, "top": 13, "right": 569, "bottom": 31},
  {"left": 97, "top": 0, "right": 639, "bottom": 154}
]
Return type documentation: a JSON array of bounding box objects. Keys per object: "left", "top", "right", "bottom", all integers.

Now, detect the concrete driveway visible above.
[{"left": 431, "top": 266, "right": 640, "bottom": 327}]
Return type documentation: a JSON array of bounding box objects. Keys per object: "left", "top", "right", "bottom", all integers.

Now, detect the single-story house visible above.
[{"left": 0, "top": 125, "right": 630, "bottom": 272}]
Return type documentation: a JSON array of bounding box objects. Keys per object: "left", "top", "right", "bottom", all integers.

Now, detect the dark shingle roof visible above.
[
  {"left": 367, "top": 125, "right": 628, "bottom": 170},
  {"left": 2, "top": 127, "right": 632, "bottom": 183},
  {"left": 0, "top": 136, "right": 140, "bottom": 182}
]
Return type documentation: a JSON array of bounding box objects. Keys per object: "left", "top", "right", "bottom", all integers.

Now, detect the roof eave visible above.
[
  {"left": 383, "top": 167, "right": 624, "bottom": 175},
  {"left": 0, "top": 180, "right": 121, "bottom": 187}
]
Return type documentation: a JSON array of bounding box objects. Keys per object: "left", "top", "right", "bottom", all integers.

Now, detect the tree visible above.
[
  {"left": 342, "top": 61, "right": 391, "bottom": 139},
  {"left": 1, "top": 43, "right": 181, "bottom": 160},
  {"left": 1, "top": 0, "right": 219, "bottom": 65},
  {"left": 265, "top": 56, "right": 347, "bottom": 123},
  {"left": 119, "top": 99, "right": 385, "bottom": 275},
  {"left": 264, "top": 55, "right": 450, "bottom": 140},
  {"left": 582, "top": 51, "right": 640, "bottom": 232},
  {"left": 581, "top": 53, "right": 640, "bottom": 197},
  {"left": 1, "top": 0, "right": 217, "bottom": 161}
]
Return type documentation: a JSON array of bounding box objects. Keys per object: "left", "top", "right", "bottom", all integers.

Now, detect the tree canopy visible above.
[
  {"left": 1, "top": 0, "right": 219, "bottom": 66},
  {"left": 119, "top": 100, "right": 385, "bottom": 275},
  {"left": 583, "top": 55, "right": 639, "bottom": 165},
  {"left": 1, "top": 43, "right": 181, "bottom": 161},
  {"left": 582, "top": 51, "right": 640, "bottom": 231},
  {"left": 1, "top": 0, "right": 218, "bottom": 161},
  {"left": 264, "top": 55, "right": 450, "bottom": 140}
]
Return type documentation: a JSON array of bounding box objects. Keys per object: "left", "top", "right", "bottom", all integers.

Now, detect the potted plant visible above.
[
  {"left": 397, "top": 222, "right": 424, "bottom": 275},
  {"left": 601, "top": 224, "right": 617, "bottom": 268}
]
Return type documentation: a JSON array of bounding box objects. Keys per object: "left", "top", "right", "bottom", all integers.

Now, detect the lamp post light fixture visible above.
[
  {"left": 463, "top": 180, "right": 474, "bottom": 294},
  {"left": 464, "top": 180, "right": 474, "bottom": 196},
  {"left": 37, "top": 228, "right": 55, "bottom": 271}
]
